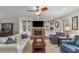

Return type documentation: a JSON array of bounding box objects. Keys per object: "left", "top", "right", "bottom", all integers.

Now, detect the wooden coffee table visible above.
[{"left": 32, "top": 38, "right": 46, "bottom": 53}]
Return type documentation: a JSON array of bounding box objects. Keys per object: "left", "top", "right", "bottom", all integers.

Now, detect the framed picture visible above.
[
  {"left": 50, "top": 27, "right": 54, "bottom": 31},
  {"left": 55, "top": 21, "right": 59, "bottom": 28},
  {"left": 50, "top": 21, "right": 54, "bottom": 25},
  {"left": 72, "top": 16, "right": 78, "bottom": 30},
  {"left": 22, "top": 20, "right": 26, "bottom": 25},
  {"left": 23, "top": 25, "right": 26, "bottom": 31}
]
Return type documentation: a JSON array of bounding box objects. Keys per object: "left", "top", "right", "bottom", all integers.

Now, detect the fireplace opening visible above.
[{"left": 34, "top": 30, "right": 42, "bottom": 35}]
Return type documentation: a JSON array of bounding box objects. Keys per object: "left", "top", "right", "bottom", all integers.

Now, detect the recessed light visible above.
[{"left": 63, "top": 8, "right": 66, "bottom": 10}]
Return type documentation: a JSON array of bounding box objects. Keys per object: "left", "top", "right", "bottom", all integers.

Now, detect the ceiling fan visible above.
[{"left": 27, "top": 6, "right": 48, "bottom": 15}]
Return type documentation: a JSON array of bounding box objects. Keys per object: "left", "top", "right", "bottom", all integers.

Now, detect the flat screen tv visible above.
[{"left": 32, "top": 21, "right": 44, "bottom": 27}]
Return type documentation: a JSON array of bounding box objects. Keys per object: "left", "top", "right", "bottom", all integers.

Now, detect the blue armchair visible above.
[
  {"left": 50, "top": 35, "right": 58, "bottom": 44},
  {"left": 49, "top": 32, "right": 65, "bottom": 44},
  {"left": 60, "top": 35, "right": 79, "bottom": 53}
]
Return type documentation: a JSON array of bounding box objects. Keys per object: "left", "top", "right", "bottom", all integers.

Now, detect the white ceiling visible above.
[{"left": 0, "top": 6, "right": 79, "bottom": 20}]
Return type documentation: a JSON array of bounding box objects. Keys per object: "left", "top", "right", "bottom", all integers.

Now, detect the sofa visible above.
[
  {"left": 60, "top": 35, "right": 79, "bottom": 53},
  {"left": 17, "top": 37, "right": 30, "bottom": 53},
  {"left": 49, "top": 32, "right": 65, "bottom": 44},
  {"left": 0, "top": 34, "right": 30, "bottom": 53}
]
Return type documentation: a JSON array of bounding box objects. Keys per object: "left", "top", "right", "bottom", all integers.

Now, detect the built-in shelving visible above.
[{"left": 19, "top": 18, "right": 59, "bottom": 37}]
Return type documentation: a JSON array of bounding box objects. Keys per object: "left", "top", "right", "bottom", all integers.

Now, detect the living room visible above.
[{"left": 0, "top": 6, "right": 79, "bottom": 53}]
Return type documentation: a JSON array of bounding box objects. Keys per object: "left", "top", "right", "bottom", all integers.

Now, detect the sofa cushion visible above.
[
  {"left": 5, "top": 38, "right": 16, "bottom": 44},
  {"left": 62, "top": 40, "right": 74, "bottom": 44},
  {"left": 61, "top": 43, "right": 78, "bottom": 53},
  {"left": 75, "top": 38, "right": 79, "bottom": 46},
  {"left": 17, "top": 38, "right": 30, "bottom": 52},
  {"left": 76, "top": 48, "right": 79, "bottom": 53},
  {"left": 73, "top": 35, "right": 79, "bottom": 44},
  {"left": 0, "top": 37, "right": 8, "bottom": 44}
]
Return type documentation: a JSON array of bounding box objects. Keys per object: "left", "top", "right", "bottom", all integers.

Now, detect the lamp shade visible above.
[{"left": 64, "top": 26, "right": 70, "bottom": 32}]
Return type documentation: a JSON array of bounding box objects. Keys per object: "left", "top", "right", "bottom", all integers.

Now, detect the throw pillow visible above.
[
  {"left": 10, "top": 35, "right": 16, "bottom": 41},
  {"left": 21, "top": 33, "right": 28, "bottom": 39},
  {"left": 5, "top": 38, "right": 16, "bottom": 44},
  {"left": 16, "top": 34, "right": 21, "bottom": 42}
]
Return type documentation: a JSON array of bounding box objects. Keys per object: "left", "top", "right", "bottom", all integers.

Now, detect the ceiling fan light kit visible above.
[
  {"left": 36, "top": 11, "right": 41, "bottom": 15},
  {"left": 36, "top": 6, "right": 48, "bottom": 15},
  {"left": 27, "top": 6, "right": 48, "bottom": 15}
]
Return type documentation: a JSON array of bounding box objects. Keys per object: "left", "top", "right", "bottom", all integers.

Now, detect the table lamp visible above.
[{"left": 64, "top": 26, "right": 70, "bottom": 38}]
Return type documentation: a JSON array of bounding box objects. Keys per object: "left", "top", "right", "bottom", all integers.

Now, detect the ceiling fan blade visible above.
[
  {"left": 40, "top": 6, "right": 48, "bottom": 11},
  {"left": 27, "top": 10, "right": 36, "bottom": 12},
  {"left": 36, "top": 6, "right": 39, "bottom": 8}
]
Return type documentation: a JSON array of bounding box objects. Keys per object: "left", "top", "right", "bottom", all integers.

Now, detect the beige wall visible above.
[{"left": 56, "top": 9, "right": 79, "bottom": 37}]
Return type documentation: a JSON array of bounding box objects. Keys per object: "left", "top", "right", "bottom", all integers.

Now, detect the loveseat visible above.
[
  {"left": 0, "top": 34, "right": 30, "bottom": 53},
  {"left": 60, "top": 35, "right": 79, "bottom": 53}
]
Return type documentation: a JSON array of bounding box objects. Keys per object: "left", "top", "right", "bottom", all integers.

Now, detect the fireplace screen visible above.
[{"left": 34, "top": 30, "right": 42, "bottom": 35}]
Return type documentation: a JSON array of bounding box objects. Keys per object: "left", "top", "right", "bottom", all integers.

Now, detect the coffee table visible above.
[{"left": 32, "top": 38, "right": 46, "bottom": 53}]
